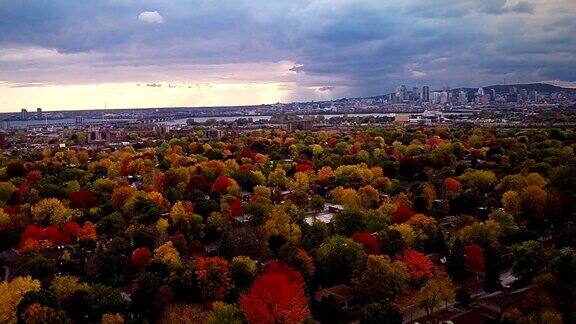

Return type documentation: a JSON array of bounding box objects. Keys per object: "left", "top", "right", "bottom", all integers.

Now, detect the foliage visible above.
[{"left": 240, "top": 262, "right": 310, "bottom": 324}]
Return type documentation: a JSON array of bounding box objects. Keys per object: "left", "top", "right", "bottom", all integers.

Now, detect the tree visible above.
[
  {"left": 206, "top": 302, "right": 245, "bottom": 324},
  {"left": 512, "top": 240, "right": 547, "bottom": 282},
  {"left": 230, "top": 256, "right": 257, "bottom": 292},
  {"left": 158, "top": 303, "right": 206, "bottom": 324},
  {"left": 501, "top": 190, "right": 521, "bottom": 215},
  {"left": 21, "top": 303, "right": 71, "bottom": 324},
  {"left": 131, "top": 247, "right": 153, "bottom": 269},
  {"left": 50, "top": 275, "right": 89, "bottom": 305},
  {"left": 378, "top": 227, "right": 408, "bottom": 257},
  {"left": 154, "top": 241, "right": 182, "bottom": 268},
  {"left": 316, "top": 236, "right": 366, "bottom": 285},
  {"left": 195, "top": 257, "right": 231, "bottom": 302},
  {"left": 390, "top": 206, "right": 415, "bottom": 224},
  {"left": 442, "top": 177, "right": 461, "bottom": 194},
  {"left": 240, "top": 262, "right": 310, "bottom": 324},
  {"left": 69, "top": 189, "right": 96, "bottom": 209},
  {"left": 520, "top": 185, "right": 547, "bottom": 220},
  {"left": 416, "top": 273, "right": 456, "bottom": 320},
  {"left": 353, "top": 255, "right": 408, "bottom": 303},
  {"left": 31, "top": 198, "right": 71, "bottom": 227},
  {"left": 397, "top": 249, "right": 434, "bottom": 283},
  {"left": 447, "top": 238, "right": 466, "bottom": 280},
  {"left": 459, "top": 170, "right": 497, "bottom": 193},
  {"left": 465, "top": 244, "right": 484, "bottom": 273},
  {"left": 363, "top": 303, "right": 403, "bottom": 324},
  {"left": 0, "top": 276, "right": 41, "bottom": 324},
  {"left": 0, "top": 181, "right": 16, "bottom": 203},
  {"left": 352, "top": 232, "right": 380, "bottom": 255},
  {"left": 358, "top": 185, "right": 380, "bottom": 209},
  {"left": 332, "top": 206, "right": 365, "bottom": 236}
]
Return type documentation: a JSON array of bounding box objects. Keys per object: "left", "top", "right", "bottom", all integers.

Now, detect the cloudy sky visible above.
[{"left": 0, "top": 0, "right": 575, "bottom": 111}]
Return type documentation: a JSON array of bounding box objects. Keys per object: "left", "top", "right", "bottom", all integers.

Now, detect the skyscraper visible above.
[
  {"left": 421, "top": 86, "right": 430, "bottom": 102},
  {"left": 396, "top": 85, "right": 408, "bottom": 102}
]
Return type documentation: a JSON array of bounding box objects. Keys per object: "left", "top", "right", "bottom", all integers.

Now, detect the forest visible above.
[{"left": 0, "top": 125, "right": 575, "bottom": 324}]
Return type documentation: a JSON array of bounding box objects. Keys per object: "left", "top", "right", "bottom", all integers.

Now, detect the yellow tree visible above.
[
  {"left": 31, "top": 198, "right": 71, "bottom": 227},
  {"left": 264, "top": 205, "right": 301, "bottom": 245},
  {"left": 50, "top": 275, "right": 89, "bottom": 304},
  {"left": 358, "top": 185, "right": 380, "bottom": 209},
  {"left": 0, "top": 276, "right": 41, "bottom": 324},
  {"left": 154, "top": 241, "right": 182, "bottom": 268},
  {"left": 417, "top": 273, "right": 456, "bottom": 320},
  {"left": 502, "top": 190, "right": 521, "bottom": 215},
  {"left": 331, "top": 186, "right": 360, "bottom": 208}
]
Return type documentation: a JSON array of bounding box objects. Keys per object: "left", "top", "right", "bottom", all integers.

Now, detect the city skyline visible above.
[{"left": 1, "top": 0, "right": 576, "bottom": 111}]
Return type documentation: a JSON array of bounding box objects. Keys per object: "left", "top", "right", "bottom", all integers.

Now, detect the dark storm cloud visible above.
[{"left": 0, "top": 0, "right": 574, "bottom": 97}]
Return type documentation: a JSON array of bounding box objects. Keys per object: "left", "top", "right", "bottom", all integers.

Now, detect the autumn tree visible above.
[
  {"left": 240, "top": 262, "right": 310, "bottom": 324},
  {"left": 352, "top": 232, "right": 380, "bottom": 255},
  {"left": 465, "top": 244, "right": 484, "bottom": 273},
  {"left": 195, "top": 257, "right": 231, "bottom": 302},
  {"left": 416, "top": 273, "right": 456, "bottom": 320},
  {"left": 353, "top": 255, "right": 408, "bottom": 303},
  {"left": 206, "top": 302, "right": 245, "bottom": 324},
  {"left": 131, "top": 247, "right": 153, "bottom": 269},
  {"left": 229, "top": 256, "right": 257, "bottom": 293},
  {"left": 397, "top": 249, "right": 434, "bottom": 283},
  {"left": 31, "top": 198, "right": 71, "bottom": 227},
  {"left": 0, "top": 276, "right": 41, "bottom": 324},
  {"left": 390, "top": 206, "right": 415, "bottom": 224}
]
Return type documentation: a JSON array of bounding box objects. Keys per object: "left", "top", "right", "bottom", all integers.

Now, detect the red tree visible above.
[
  {"left": 295, "top": 160, "right": 313, "bottom": 173},
  {"left": 16, "top": 181, "right": 30, "bottom": 202},
  {"left": 45, "top": 226, "right": 66, "bottom": 245},
  {"left": 63, "top": 221, "right": 81, "bottom": 242},
  {"left": 397, "top": 249, "right": 434, "bottom": 282},
  {"left": 69, "top": 189, "right": 96, "bottom": 209},
  {"left": 19, "top": 224, "right": 44, "bottom": 250},
  {"left": 327, "top": 138, "right": 337, "bottom": 148},
  {"left": 211, "top": 175, "right": 233, "bottom": 193},
  {"left": 229, "top": 198, "right": 243, "bottom": 218},
  {"left": 352, "top": 232, "right": 380, "bottom": 255},
  {"left": 131, "top": 247, "right": 152, "bottom": 269},
  {"left": 443, "top": 177, "right": 461, "bottom": 193},
  {"left": 240, "top": 262, "right": 310, "bottom": 324},
  {"left": 195, "top": 257, "right": 231, "bottom": 302},
  {"left": 26, "top": 170, "right": 43, "bottom": 184},
  {"left": 465, "top": 244, "right": 485, "bottom": 273},
  {"left": 390, "top": 207, "right": 415, "bottom": 224}
]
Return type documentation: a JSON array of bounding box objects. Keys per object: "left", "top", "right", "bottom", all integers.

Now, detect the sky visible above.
[{"left": 0, "top": 0, "right": 575, "bottom": 111}]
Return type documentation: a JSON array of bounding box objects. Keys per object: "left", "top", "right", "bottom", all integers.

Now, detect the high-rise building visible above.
[
  {"left": 20, "top": 109, "right": 28, "bottom": 120},
  {"left": 421, "top": 86, "right": 430, "bottom": 102},
  {"left": 36, "top": 108, "right": 42, "bottom": 118},
  {"left": 477, "top": 87, "right": 485, "bottom": 96},
  {"left": 458, "top": 91, "right": 468, "bottom": 105},
  {"left": 396, "top": 85, "right": 408, "bottom": 102},
  {"left": 529, "top": 90, "right": 538, "bottom": 102},
  {"left": 490, "top": 89, "right": 497, "bottom": 101},
  {"left": 520, "top": 89, "right": 528, "bottom": 101},
  {"left": 509, "top": 86, "right": 518, "bottom": 95}
]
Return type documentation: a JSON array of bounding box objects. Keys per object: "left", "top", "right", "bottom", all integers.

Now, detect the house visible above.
[
  {"left": 444, "top": 308, "right": 496, "bottom": 324},
  {"left": 314, "top": 284, "right": 355, "bottom": 310},
  {"left": 304, "top": 212, "right": 334, "bottom": 225},
  {"left": 477, "top": 287, "right": 531, "bottom": 315}
]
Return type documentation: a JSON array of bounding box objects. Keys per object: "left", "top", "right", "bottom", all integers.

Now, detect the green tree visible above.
[
  {"left": 316, "top": 236, "right": 366, "bottom": 285},
  {"left": 353, "top": 255, "right": 408, "bottom": 303}
]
